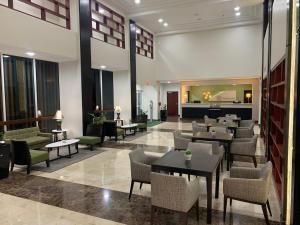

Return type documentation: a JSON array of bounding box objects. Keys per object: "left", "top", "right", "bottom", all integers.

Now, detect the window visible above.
[
  {"left": 91, "top": 0, "right": 125, "bottom": 49},
  {"left": 136, "top": 25, "right": 154, "bottom": 59}
]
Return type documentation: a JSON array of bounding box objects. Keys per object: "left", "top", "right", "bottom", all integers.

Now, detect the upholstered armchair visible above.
[
  {"left": 192, "top": 121, "right": 206, "bottom": 135},
  {"left": 187, "top": 142, "right": 212, "bottom": 155},
  {"left": 223, "top": 162, "right": 273, "bottom": 225},
  {"left": 151, "top": 172, "right": 200, "bottom": 225},
  {"left": 173, "top": 131, "right": 192, "bottom": 151},
  {"left": 204, "top": 115, "right": 217, "bottom": 124},
  {"left": 230, "top": 135, "right": 258, "bottom": 167},
  {"left": 128, "top": 150, "right": 160, "bottom": 200},
  {"left": 236, "top": 120, "right": 255, "bottom": 138}
]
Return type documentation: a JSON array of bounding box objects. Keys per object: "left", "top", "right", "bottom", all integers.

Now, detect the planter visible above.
[
  {"left": 185, "top": 154, "right": 192, "bottom": 161},
  {"left": 160, "top": 110, "right": 167, "bottom": 121}
]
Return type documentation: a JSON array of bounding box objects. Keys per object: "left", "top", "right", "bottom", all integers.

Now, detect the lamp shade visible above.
[
  {"left": 115, "top": 106, "right": 122, "bottom": 113},
  {"left": 246, "top": 93, "right": 252, "bottom": 98},
  {"left": 53, "top": 110, "right": 64, "bottom": 120},
  {"left": 37, "top": 110, "right": 42, "bottom": 117}
]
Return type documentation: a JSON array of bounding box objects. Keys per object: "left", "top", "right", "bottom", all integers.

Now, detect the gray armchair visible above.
[
  {"left": 230, "top": 135, "right": 258, "bottom": 167},
  {"left": 173, "top": 131, "right": 192, "bottom": 151},
  {"left": 128, "top": 150, "right": 160, "bottom": 200},
  {"left": 236, "top": 120, "right": 255, "bottom": 138},
  {"left": 187, "top": 142, "right": 212, "bottom": 155},
  {"left": 151, "top": 172, "right": 200, "bottom": 225},
  {"left": 223, "top": 162, "right": 273, "bottom": 225},
  {"left": 192, "top": 121, "right": 206, "bottom": 135}
]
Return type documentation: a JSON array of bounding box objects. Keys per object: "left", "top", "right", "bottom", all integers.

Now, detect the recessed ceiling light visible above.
[
  {"left": 234, "top": 6, "right": 240, "bottom": 11},
  {"left": 235, "top": 12, "right": 241, "bottom": 16},
  {"left": 135, "top": 0, "right": 141, "bottom": 4},
  {"left": 26, "top": 52, "right": 35, "bottom": 56},
  {"left": 163, "top": 22, "right": 168, "bottom": 27},
  {"left": 100, "top": 65, "right": 106, "bottom": 69},
  {"left": 158, "top": 18, "right": 163, "bottom": 23},
  {"left": 167, "top": 81, "right": 171, "bottom": 84},
  {"left": 99, "top": 8, "right": 105, "bottom": 14}
]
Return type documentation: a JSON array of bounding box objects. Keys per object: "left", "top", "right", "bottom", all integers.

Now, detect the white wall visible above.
[
  {"left": 156, "top": 25, "right": 262, "bottom": 81},
  {"left": 0, "top": 6, "right": 78, "bottom": 62},
  {"left": 139, "top": 84, "right": 159, "bottom": 120},
  {"left": 59, "top": 60, "right": 83, "bottom": 138},
  {"left": 271, "top": 0, "right": 287, "bottom": 68},
  {"left": 113, "top": 71, "right": 131, "bottom": 123}
]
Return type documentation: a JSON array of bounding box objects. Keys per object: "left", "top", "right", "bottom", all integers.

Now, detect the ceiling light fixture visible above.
[
  {"left": 235, "top": 12, "right": 241, "bottom": 16},
  {"left": 167, "top": 81, "right": 171, "bottom": 84},
  {"left": 26, "top": 52, "right": 35, "bottom": 57},
  {"left": 100, "top": 65, "right": 106, "bottom": 69},
  {"left": 163, "top": 22, "right": 168, "bottom": 27},
  {"left": 135, "top": 0, "right": 141, "bottom": 4},
  {"left": 234, "top": 6, "right": 240, "bottom": 11},
  {"left": 158, "top": 18, "right": 163, "bottom": 23}
]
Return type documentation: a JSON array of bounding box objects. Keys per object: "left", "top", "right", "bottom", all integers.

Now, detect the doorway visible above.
[{"left": 167, "top": 91, "right": 178, "bottom": 116}]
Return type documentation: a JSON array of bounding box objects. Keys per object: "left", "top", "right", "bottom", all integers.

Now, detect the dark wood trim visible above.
[
  {"left": 129, "top": 20, "right": 137, "bottom": 121},
  {"left": 0, "top": 116, "right": 54, "bottom": 126},
  {"left": 79, "top": 0, "right": 93, "bottom": 135},
  {"left": 136, "top": 25, "right": 154, "bottom": 59}
]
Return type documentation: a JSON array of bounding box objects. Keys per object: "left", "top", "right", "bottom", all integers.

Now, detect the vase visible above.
[{"left": 185, "top": 154, "right": 192, "bottom": 161}]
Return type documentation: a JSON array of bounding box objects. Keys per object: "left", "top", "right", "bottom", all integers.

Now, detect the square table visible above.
[
  {"left": 205, "top": 122, "right": 238, "bottom": 137},
  {"left": 151, "top": 151, "right": 221, "bottom": 224},
  {"left": 192, "top": 132, "right": 234, "bottom": 171}
]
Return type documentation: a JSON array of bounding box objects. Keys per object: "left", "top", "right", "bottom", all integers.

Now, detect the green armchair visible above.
[
  {"left": 11, "top": 140, "right": 49, "bottom": 174},
  {"left": 4, "top": 127, "right": 52, "bottom": 149}
]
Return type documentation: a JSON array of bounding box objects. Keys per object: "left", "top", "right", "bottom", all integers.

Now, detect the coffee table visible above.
[
  {"left": 45, "top": 139, "right": 79, "bottom": 161},
  {"left": 152, "top": 151, "right": 221, "bottom": 224},
  {"left": 121, "top": 124, "right": 138, "bottom": 136},
  {"left": 192, "top": 131, "right": 234, "bottom": 170}
]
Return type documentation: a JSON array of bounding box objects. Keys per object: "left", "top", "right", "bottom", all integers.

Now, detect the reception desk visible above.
[{"left": 182, "top": 103, "right": 252, "bottom": 120}]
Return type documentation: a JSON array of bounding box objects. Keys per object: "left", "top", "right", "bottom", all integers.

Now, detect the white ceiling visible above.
[{"left": 108, "top": 0, "right": 263, "bottom": 35}]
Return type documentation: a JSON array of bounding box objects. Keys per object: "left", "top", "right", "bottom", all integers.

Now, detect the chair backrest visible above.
[
  {"left": 204, "top": 117, "right": 217, "bottom": 124},
  {"left": 225, "top": 114, "right": 237, "bottom": 119},
  {"left": 209, "top": 126, "right": 228, "bottom": 133},
  {"left": 4, "top": 127, "right": 40, "bottom": 141},
  {"left": 195, "top": 140, "right": 221, "bottom": 155},
  {"left": 187, "top": 142, "right": 212, "bottom": 155},
  {"left": 103, "top": 121, "right": 117, "bottom": 136},
  {"left": 240, "top": 120, "right": 254, "bottom": 128},
  {"left": 192, "top": 121, "right": 206, "bottom": 133},
  {"left": 129, "top": 149, "right": 148, "bottom": 165},
  {"left": 218, "top": 117, "right": 233, "bottom": 124},
  {"left": 11, "top": 140, "right": 31, "bottom": 165}
]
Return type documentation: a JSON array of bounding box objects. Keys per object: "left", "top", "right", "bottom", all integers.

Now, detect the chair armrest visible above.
[
  {"left": 185, "top": 177, "right": 201, "bottom": 208},
  {"left": 230, "top": 167, "right": 261, "bottom": 179},
  {"left": 146, "top": 154, "right": 161, "bottom": 164},
  {"left": 223, "top": 178, "right": 268, "bottom": 203},
  {"left": 38, "top": 133, "right": 53, "bottom": 139}
]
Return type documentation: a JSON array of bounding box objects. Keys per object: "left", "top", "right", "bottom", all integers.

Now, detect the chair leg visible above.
[
  {"left": 151, "top": 206, "right": 154, "bottom": 225},
  {"left": 46, "top": 160, "right": 50, "bottom": 167},
  {"left": 230, "top": 198, "right": 232, "bottom": 206},
  {"left": 10, "top": 162, "right": 14, "bottom": 172},
  {"left": 140, "top": 182, "right": 143, "bottom": 190},
  {"left": 252, "top": 156, "right": 257, "bottom": 168},
  {"left": 115, "top": 136, "right": 117, "bottom": 142},
  {"left": 188, "top": 174, "right": 191, "bottom": 181},
  {"left": 262, "top": 204, "right": 270, "bottom": 225},
  {"left": 223, "top": 196, "right": 228, "bottom": 222},
  {"left": 27, "top": 164, "right": 31, "bottom": 175},
  {"left": 195, "top": 199, "right": 199, "bottom": 221},
  {"left": 221, "top": 159, "right": 224, "bottom": 172},
  {"left": 266, "top": 199, "right": 272, "bottom": 216},
  {"left": 182, "top": 212, "right": 188, "bottom": 225},
  {"left": 90, "top": 145, "right": 94, "bottom": 151},
  {"left": 128, "top": 180, "right": 134, "bottom": 201}
]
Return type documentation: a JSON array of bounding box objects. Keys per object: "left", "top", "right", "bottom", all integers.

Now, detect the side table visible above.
[
  {"left": 0, "top": 142, "right": 10, "bottom": 179},
  {"left": 52, "top": 129, "right": 68, "bottom": 142}
]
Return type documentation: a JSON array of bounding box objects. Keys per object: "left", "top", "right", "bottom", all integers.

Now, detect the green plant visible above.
[
  {"left": 89, "top": 113, "right": 106, "bottom": 125},
  {"left": 185, "top": 149, "right": 192, "bottom": 155}
]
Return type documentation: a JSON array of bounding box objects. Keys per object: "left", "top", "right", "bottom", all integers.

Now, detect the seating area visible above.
[{"left": 0, "top": 0, "right": 298, "bottom": 224}]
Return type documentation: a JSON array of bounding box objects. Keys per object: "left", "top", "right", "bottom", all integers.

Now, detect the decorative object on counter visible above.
[
  {"left": 184, "top": 149, "right": 192, "bottom": 161},
  {"left": 115, "top": 106, "right": 122, "bottom": 120},
  {"left": 53, "top": 110, "right": 64, "bottom": 130}
]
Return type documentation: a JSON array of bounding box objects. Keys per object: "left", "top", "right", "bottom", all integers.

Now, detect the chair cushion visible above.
[
  {"left": 30, "top": 150, "right": 49, "bottom": 165},
  {"left": 78, "top": 136, "right": 102, "bottom": 145},
  {"left": 24, "top": 136, "right": 50, "bottom": 147},
  {"left": 137, "top": 123, "right": 147, "bottom": 129}
]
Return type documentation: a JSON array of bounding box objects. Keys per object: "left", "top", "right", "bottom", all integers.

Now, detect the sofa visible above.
[{"left": 4, "top": 127, "right": 53, "bottom": 149}]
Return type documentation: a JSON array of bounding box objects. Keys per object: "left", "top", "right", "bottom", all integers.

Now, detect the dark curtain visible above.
[
  {"left": 3, "top": 56, "right": 35, "bottom": 130},
  {"left": 36, "top": 60, "right": 60, "bottom": 132},
  {"left": 102, "top": 70, "right": 114, "bottom": 120},
  {"left": 92, "top": 69, "right": 101, "bottom": 110}
]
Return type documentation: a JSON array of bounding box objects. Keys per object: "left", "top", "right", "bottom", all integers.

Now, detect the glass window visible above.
[{"left": 3, "top": 56, "right": 35, "bottom": 130}]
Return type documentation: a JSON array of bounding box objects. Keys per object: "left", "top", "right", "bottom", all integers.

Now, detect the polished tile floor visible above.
[{"left": 0, "top": 121, "right": 281, "bottom": 225}]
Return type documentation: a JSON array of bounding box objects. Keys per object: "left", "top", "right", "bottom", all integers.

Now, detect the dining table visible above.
[
  {"left": 192, "top": 131, "right": 234, "bottom": 170},
  {"left": 205, "top": 122, "right": 238, "bottom": 137},
  {"left": 151, "top": 150, "right": 221, "bottom": 224}
]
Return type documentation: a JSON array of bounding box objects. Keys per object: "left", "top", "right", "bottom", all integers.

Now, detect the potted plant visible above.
[
  {"left": 184, "top": 149, "right": 192, "bottom": 161},
  {"left": 160, "top": 103, "right": 167, "bottom": 121},
  {"left": 86, "top": 112, "right": 107, "bottom": 137}
]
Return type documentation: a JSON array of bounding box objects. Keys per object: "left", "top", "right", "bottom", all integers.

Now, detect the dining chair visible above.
[
  {"left": 128, "top": 150, "right": 160, "bottom": 200},
  {"left": 151, "top": 172, "right": 200, "bottom": 225},
  {"left": 192, "top": 121, "right": 206, "bottom": 135},
  {"left": 209, "top": 126, "right": 228, "bottom": 134},
  {"left": 223, "top": 162, "right": 273, "bottom": 225},
  {"left": 204, "top": 115, "right": 217, "bottom": 124},
  {"left": 187, "top": 142, "right": 212, "bottom": 155},
  {"left": 173, "top": 131, "right": 192, "bottom": 151},
  {"left": 236, "top": 120, "right": 255, "bottom": 138}
]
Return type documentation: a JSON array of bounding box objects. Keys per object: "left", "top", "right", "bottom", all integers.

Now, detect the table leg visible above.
[
  {"left": 54, "top": 134, "right": 58, "bottom": 142},
  {"left": 227, "top": 143, "right": 232, "bottom": 171},
  {"left": 57, "top": 147, "right": 60, "bottom": 157},
  {"left": 206, "top": 175, "right": 212, "bottom": 224},
  {"left": 75, "top": 143, "right": 79, "bottom": 153},
  {"left": 215, "top": 163, "right": 220, "bottom": 199},
  {"left": 63, "top": 131, "right": 67, "bottom": 140},
  {"left": 68, "top": 145, "right": 71, "bottom": 158}
]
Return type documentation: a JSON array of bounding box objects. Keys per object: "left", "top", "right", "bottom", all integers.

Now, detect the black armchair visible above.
[
  {"left": 11, "top": 140, "right": 49, "bottom": 174},
  {"left": 102, "top": 121, "right": 125, "bottom": 141}
]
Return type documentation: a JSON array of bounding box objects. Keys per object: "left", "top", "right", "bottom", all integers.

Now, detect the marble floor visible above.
[{"left": 0, "top": 121, "right": 281, "bottom": 225}]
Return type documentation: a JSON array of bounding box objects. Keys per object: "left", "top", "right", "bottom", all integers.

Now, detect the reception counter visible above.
[{"left": 182, "top": 103, "right": 252, "bottom": 119}]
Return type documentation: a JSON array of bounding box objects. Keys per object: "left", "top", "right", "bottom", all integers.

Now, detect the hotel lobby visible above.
[{"left": 0, "top": 0, "right": 299, "bottom": 225}]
